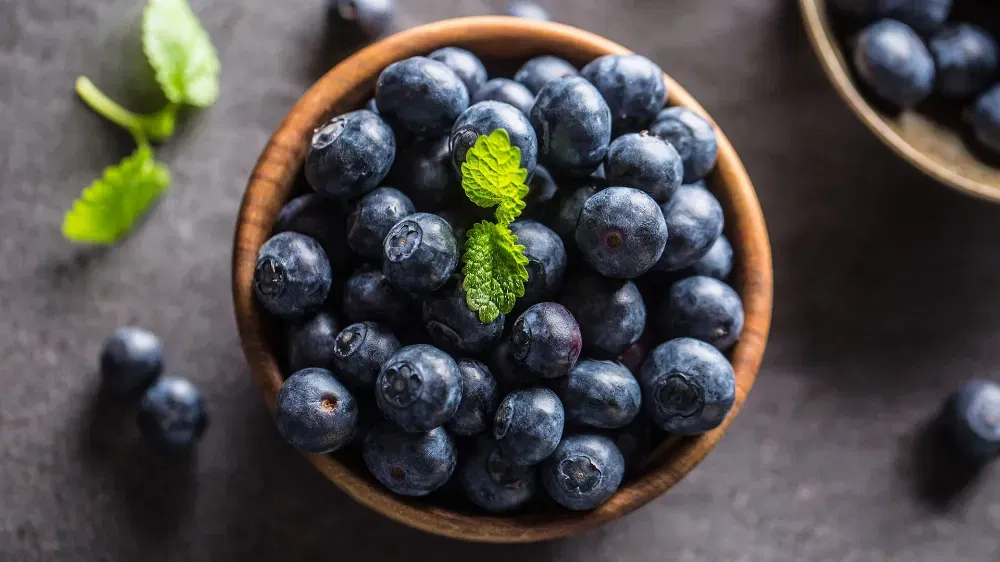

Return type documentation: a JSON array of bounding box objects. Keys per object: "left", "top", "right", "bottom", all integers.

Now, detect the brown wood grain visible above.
[
  {"left": 231, "top": 16, "right": 773, "bottom": 543},
  {"left": 799, "top": 0, "right": 1000, "bottom": 203}
]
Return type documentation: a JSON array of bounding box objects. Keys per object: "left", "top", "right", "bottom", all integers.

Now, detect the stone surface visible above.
[{"left": 2, "top": 0, "right": 1000, "bottom": 560}]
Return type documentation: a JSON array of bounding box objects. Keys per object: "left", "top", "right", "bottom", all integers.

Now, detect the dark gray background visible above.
[{"left": 3, "top": 0, "right": 1000, "bottom": 560}]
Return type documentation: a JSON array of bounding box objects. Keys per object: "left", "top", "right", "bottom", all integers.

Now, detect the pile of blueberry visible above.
[
  {"left": 254, "top": 45, "right": 744, "bottom": 513},
  {"left": 830, "top": 0, "right": 1000, "bottom": 156},
  {"left": 100, "top": 327, "right": 208, "bottom": 452}
]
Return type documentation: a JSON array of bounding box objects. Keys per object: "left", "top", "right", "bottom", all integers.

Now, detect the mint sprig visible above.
[
  {"left": 63, "top": 0, "right": 219, "bottom": 244},
  {"left": 459, "top": 130, "right": 531, "bottom": 323}
]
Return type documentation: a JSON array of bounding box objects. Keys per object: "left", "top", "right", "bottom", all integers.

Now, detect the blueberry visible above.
[
  {"left": 531, "top": 76, "right": 613, "bottom": 176},
  {"left": 495, "top": 387, "right": 565, "bottom": 465},
  {"left": 551, "top": 180, "right": 603, "bottom": 243},
  {"left": 929, "top": 24, "right": 999, "bottom": 99},
  {"left": 366, "top": 97, "right": 379, "bottom": 114},
  {"left": 460, "top": 438, "right": 539, "bottom": 512},
  {"left": 342, "top": 269, "right": 414, "bottom": 328},
  {"left": 853, "top": 19, "right": 935, "bottom": 109},
  {"left": 363, "top": 422, "right": 457, "bottom": 496},
  {"left": 350, "top": 397, "right": 384, "bottom": 449},
  {"left": 254, "top": 232, "right": 332, "bottom": 318},
  {"left": 305, "top": 110, "right": 396, "bottom": 200},
  {"left": 437, "top": 208, "right": 474, "bottom": 241},
  {"left": 540, "top": 434, "right": 624, "bottom": 510},
  {"left": 510, "top": 303, "right": 582, "bottom": 379},
  {"left": 522, "top": 165, "right": 560, "bottom": 220},
  {"left": 394, "top": 135, "right": 461, "bottom": 210},
  {"left": 944, "top": 380, "right": 1000, "bottom": 460},
  {"left": 649, "top": 107, "right": 718, "bottom": 183},
  {"left": 888, "top": 0, "right": 951, "bottom": 36},
  {"left": 510, "top": 220, "right": 566, "bottom": 306},
  {"left": 603, "top": 132, "right": 682, "bottom": 202},
  {"left": 581, "top": 54, "right": 666, "bottom": 134},
  {"left": 640, "top": 337, "right": 735, "bottom": 435},
  {"left": 273, "top": 193, "right": 352, "bottom": 271},
  {"left": 375, "top": 344, "right": 463, "bottom": 432},
  {"left": 515, "top": 56, "right": 578, "bottom": 95},
  {"left": 422, "top": 279, "right": 505, "bottom": 354},
  {"left": 970, "top": 85, "right": 1000, "bottom": 154},
  {"left": 505, "top": 0, "right": 550, "bottom": 20},
  {"left": 376, "top": 56, "right": 470, "bottom": 137},
  {"left": 686, "top": 234, "right": 733, "bottom": 280},
  {"left": 660, "top": 276, "right": 744, "bottom": 351},
  {"left": 275, "top": 368, "right": 358, "bottom": 454},
  {"left": 560, "top": 273, "right": 646, "bottom": 359},
  {"left": 429, "top": 47, "right": 488, "bottom": 97},
  {"left": 447, "top": 359, "right": 500, "bottom": 436},
  {"left": 575, "top": 186, "right": 668, "bottom": 279},
  {"left": 137, "top": 377, "right": 208, "bottom": 452},
  {"left": 287, "top": 311, "right": 340, "bottom": 373},
  {"left": 333, "top": 321, "right": 401, "bottom": 389},
  {"left": 591, "top": 162, "right": 606, "bottom": 180},
  {"left": 490, "top": 339, "right": 533, "bottom": 392},
  {"left": 330, "top": 0, "right": 395, "bottom": 37},
  {"left": 347, "top": 187, "right": 415, "bottom": 261},
  {"left": 382, "top": 213, "right": 459, "bottom": 294},
  {"left": 556, "top": 359, "right": 641, "bottom": 429},
  {"left": 473, "top": 78, "right": 536, "bottom": 117},
  {"left": 654, "top": 183, "right": 724, "bottom": 272},
  {"left": 602, "top": 420, "right": 651, "bottom": 477},
  {"left": 100, "top": 326, "right": 163, "bottom": 395},
  {"left": 450, "top": 101, "right": 538, "bottom": 177}
]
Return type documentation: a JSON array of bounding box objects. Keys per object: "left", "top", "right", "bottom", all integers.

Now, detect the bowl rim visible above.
[
  {"left": 798, "top": 0, "right": 1000, "bottom": 203},
  {"left": 232, "top": 15, "right": 773, "bottom": 543}
]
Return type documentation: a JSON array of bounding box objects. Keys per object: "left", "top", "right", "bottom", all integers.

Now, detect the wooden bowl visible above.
[
  {"left": 232, "top": 16, "right": 773, "bottom": 543},
  {"left": 799, "top": 0, "right": 1000, "bottom": 202}
]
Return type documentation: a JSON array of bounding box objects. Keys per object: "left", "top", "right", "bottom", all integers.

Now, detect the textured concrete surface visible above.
[{"left": 3, "top": 0, "right": 1000, "bottom": 560}]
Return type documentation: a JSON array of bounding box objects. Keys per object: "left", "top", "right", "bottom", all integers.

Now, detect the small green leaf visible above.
[
  {"left": 462, "top": 221, "right": 529, "bottom": 323},
  {"left": 62, "top": 146, "right": 171, "bottom": 244},
  {"left": 143, "top": 0, "right": 221, "bottom": 108},
  {"left": 460, "top": 129, "right": 529, "bottom": 225}
]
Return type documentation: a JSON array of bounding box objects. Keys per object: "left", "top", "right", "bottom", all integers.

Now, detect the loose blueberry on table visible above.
[
  {"left": 138, "top": 376, "right": 209, "bottom": 452},
  {"left": 943, "top": 379, "right": 1000, "bottom": 461},
  {"left": 256, "top": 46, "right": 747, "bottom": 513},
  {"left": 100, "top": 326, "right": 163, "bottom": 395}
]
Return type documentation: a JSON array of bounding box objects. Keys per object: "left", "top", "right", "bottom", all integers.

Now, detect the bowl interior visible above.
[
  {"left": 799, "top": 0, "right": 1000, "bottom": 202},
  {"left": 232, "top": 16, "right": 773, "bottom": 542}
]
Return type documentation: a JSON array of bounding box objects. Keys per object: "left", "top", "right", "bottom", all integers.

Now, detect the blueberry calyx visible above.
[
  {"left": 381, "top": 362, "right": 423, "bottom": 408},
  {"left": 487, "top": 448, "right": 529, "bottom": 488},
  {"left": 334, "top": 323, "right": 368, "bottom": 358},
  {"left": 558, "top": 455, "right": 603, "bottom": 493},
  {"left": 655, "top": 372, "right": 704, "bottom": 420},
  {"left": 254, "top": 258, "right": 285, "bottom": 297},
  {"left": 385, "top": 220, "right": 422, "bottom": 262},
  {"left": 312, "top": 118, "right": 347, "bottom": 150}
]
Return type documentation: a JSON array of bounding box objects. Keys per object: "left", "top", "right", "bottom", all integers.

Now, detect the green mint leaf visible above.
[
  {"left": 62, "top": 146, "right": 171, "bottom": 244},
  {"left": 462, "top": 221, "right": 529, "bottom": 323},
  {"left": 143, "top": 0, "right": 221, "bottom": 108},
  {"left": 460, "top": 129, "right": 529, "bottom": 225}
]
